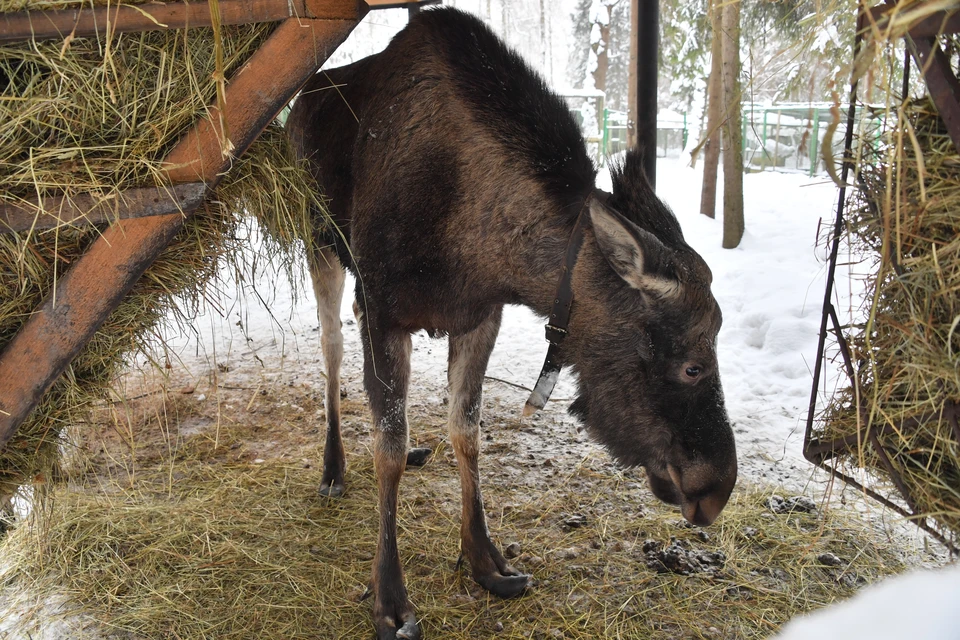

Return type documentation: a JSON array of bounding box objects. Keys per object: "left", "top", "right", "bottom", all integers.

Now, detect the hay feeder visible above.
[
  {"left": 0, "top": 0, "right": 448, "bottom": 493},
  {"left": 805, "top": 1, "right": 960, "bottom": 552}
]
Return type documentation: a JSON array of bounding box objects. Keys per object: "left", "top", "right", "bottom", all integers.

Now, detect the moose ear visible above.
[{"left": 588, "top": 198, "right": 681, "bottom": 297}]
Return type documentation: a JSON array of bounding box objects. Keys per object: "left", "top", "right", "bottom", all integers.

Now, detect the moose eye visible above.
[{"left": 684, "top": 366, "right": 702, "bottom": 379}]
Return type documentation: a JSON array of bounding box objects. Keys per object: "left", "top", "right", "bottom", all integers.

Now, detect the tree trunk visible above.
[
  {"left": 627, "top": 0, "right": 638, "bottom": 148},
  {"left": 591, "top": 11, "right": 611, "bottom": 94},
  {"left": 539, "top": 0, "right": 547, "bottom": 69},
  {"left": 501, "top": 1, "right": 508, "bottom": 40},
  {"left": 699, "top": 0, "right": 722, "bottom": 219},
  {"left": 720, "top": 0, "right": 744, "bottom": 249}
]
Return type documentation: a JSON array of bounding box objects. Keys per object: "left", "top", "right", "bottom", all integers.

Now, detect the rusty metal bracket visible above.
[
  {"left": 907, "top": 36, "right": 960, "bottom": 152},
  {"left": 0, "top": 0, "right": 367, "bottom": 44},
  {"left": 0, "top": 184, "right": 207, "bottom": 234}
]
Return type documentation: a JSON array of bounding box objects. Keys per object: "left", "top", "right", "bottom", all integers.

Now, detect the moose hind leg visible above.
[
  {"left": 449, "top": 307, "right": 530, "bottom": 598},
  {"left": 309, "top": 246, "right": 347, "bottom": 497},
  {"left": 363, "top": 318, "right": 420, "bottom": 640}
]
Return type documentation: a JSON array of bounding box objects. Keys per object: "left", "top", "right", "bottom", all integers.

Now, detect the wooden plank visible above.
[
  {"left": 0, "top": 184, "right": 207, "bottom": 234},
  {"left": 867, "top": 5, "right": 960, "bottom": 38},
  {"left": 0, "top": 12, "right": 361, "bottom": 449},
  {"left": 363, "top": 0, "right": 440, "bottom": 7},
  {"left": 909, "top": 36, "right": 960, "bottom": 153},
  {"left": 0, "top": 0, "right": 313, "bottom": 44}
]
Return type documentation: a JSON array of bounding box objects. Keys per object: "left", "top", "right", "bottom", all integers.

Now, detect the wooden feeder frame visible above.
[
  {"left": 0, "top": 0, "right": 436, "bottom": 450},
  {"left": 804, "top": 0, "right": 960, "bottom": 553}
]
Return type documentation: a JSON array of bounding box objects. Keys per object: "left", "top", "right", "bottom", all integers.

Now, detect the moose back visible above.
[{"left": 286, "top": 8, "right": 737, "bottom": 639}]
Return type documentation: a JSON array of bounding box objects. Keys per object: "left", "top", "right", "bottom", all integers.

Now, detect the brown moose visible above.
[{"left": 286, "top": 8, "right": 737, "bottom": 639}]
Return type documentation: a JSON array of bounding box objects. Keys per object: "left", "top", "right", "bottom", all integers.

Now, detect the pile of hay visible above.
[
  {"left": 0, "top": 382, "right": 910, "bottom": 639},
  {"left": 817, "top": 95, "right": 960, "bottom": 543},
  {"left": 0, "top": 5, "right": 323, "bottom": 504}
]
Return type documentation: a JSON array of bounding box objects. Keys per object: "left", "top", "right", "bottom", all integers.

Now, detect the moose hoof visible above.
[
  {"left": 376, "top": 611, "right": 420, "bottom": 640},
  {"left": 476, "top": 572, "right": 531, "bottom": 599},
  {"left": 405, "top": 447, "right": 432, "bottom": 468},
  {"left": 318, "top": 482, "right": 345, "bottom": 498}
]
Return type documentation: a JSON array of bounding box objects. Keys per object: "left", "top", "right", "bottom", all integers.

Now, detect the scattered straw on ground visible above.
[{"left": 1, "top": 376, "right": 912, "bottom": 640}]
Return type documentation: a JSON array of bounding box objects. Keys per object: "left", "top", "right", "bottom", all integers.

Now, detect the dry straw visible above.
[
  {"left": 818, "top": 86, "right": 960, "bottom": 543},
  {"left": 1, "top": 387, "right": 910, "bottom": 640},
  {"left": 0, "top": 6, "right": 324, "bottom": 505}
]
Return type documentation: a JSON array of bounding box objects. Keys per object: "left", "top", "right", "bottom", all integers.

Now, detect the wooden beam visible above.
[
  {"left": 0, "top": 12, "right": 362, "bottom": 449},
  {"left": 867, "top": 6, "right": 960, "bottom": 38},
  {"left": 364, "top": 0, "right": 440, "bottom": 7},
  {"left": 908, "top": 36, "right": 960, "bottom": 153},
  {"left": 0, "top": 0, "right": 364, "bottom": 44},
  {"left": 0, "top": 184, "right": 207, "bottom": 234}
]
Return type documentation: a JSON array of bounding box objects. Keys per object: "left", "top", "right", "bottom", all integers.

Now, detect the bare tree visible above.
[
  {"left": 699, "top": 0, "right": 722, "bottom": 219},
  {"left": 720, "top": 0, "right": 744, "bottom": 249}
]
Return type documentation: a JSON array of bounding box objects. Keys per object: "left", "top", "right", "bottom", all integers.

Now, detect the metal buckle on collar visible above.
[{"left": 544, "top": 324, "right": 568, "bottom": 344}]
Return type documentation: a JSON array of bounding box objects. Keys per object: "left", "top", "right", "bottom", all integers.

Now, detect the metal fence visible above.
[{"left": 563, "top": 92, "right": 882, "bottom": 176}]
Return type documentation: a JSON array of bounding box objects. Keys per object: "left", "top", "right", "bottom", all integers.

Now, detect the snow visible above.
[{"left": 772, "top": 563, "right": 960, "bottom": 640}]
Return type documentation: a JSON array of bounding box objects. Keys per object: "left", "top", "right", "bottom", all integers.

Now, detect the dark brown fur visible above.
[{"left": 287, "top": 9, "right": 736, "bottom": 639}]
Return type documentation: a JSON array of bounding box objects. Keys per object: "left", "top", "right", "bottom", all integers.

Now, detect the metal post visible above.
[
  {"left": 809, "top": 108, "right": 821, "bottom": 176},
  {"left": 636, "top": 0, "right": 659, "bottom": 187},
  {"left": 762, "top": 109, "right": 768, "bottom": 163},
  {"left": 602, "top": 107, "right": 609, "bottom": 157}
]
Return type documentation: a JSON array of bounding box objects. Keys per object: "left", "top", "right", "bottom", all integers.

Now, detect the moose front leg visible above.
[
  {"left": 362, "top": 319, "right": 420, "bottom": 640},
  {"left": 448, "top": 307, "right": 530, "bottom": 598},
  {"left": 308, "top": 245, "right": 347, "bottom": 497}
]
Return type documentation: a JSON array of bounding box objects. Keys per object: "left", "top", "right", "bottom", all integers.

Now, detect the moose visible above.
[{"left": 286, "top": 8, "right": 737, "bottom": 639}]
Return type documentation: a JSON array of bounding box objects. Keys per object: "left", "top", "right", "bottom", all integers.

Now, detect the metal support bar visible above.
[
  {"left": 0, "top": 0, "right": 365, "bottom": 44},
  {"left": 908, "top": 36, "right": 960, "bottom": 153},
  {"left": 0, "top": 12, "right": 362, "bottom": 450},
  {"left": 804, "top": 6, "right": 864, "bottom": 460},
  {"left": 868, "top": 5, "right": 960, "bottom": 39},
  {"left": 0, "top": 184, "right": 207, "bottom": 234},
  {"left": 636, "top": 0, "right": 659, "bottom": 187}
]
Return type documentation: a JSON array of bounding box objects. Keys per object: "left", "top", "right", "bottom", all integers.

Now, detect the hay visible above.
[
  {"left": 0, "top": 11, "right": 324, "bottom": 502},
  {"left": 0, "top": 384, "right": 909, "bottom": 640},
  {"left": 817, "top": 94, "right": 960, "bottom": 543}
]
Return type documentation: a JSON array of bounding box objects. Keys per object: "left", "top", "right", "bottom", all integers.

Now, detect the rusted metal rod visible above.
[
  {"left": 1, "top": 0, "right": 304, "bottom": 44},
  {"left": 907, "top": 36, "right": 960, "bottom": 153},
  {"left": 0, "top": 0, "right": 425, "bottom": 43},
  {"left": 0, "top": 184, "right": 206, "bottom": 234},
  {"left": 0, "top": 10, "right": 363, "bottom": 450},
  {"left": 867, "top": 5, "right": 960, "bottom": 39}
]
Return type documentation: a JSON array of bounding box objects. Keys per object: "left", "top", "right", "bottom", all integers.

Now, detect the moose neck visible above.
[{"left": 501, "top": 189, "right": 598, "bottom": 320}]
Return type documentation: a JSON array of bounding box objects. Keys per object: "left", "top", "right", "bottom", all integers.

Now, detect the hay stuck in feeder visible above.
[
  {"left": 0, "top": 11, "right": 325, "bottom": 505},
  {"left": 817, "top": 95, "right": 960, "bottom": 543}
]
